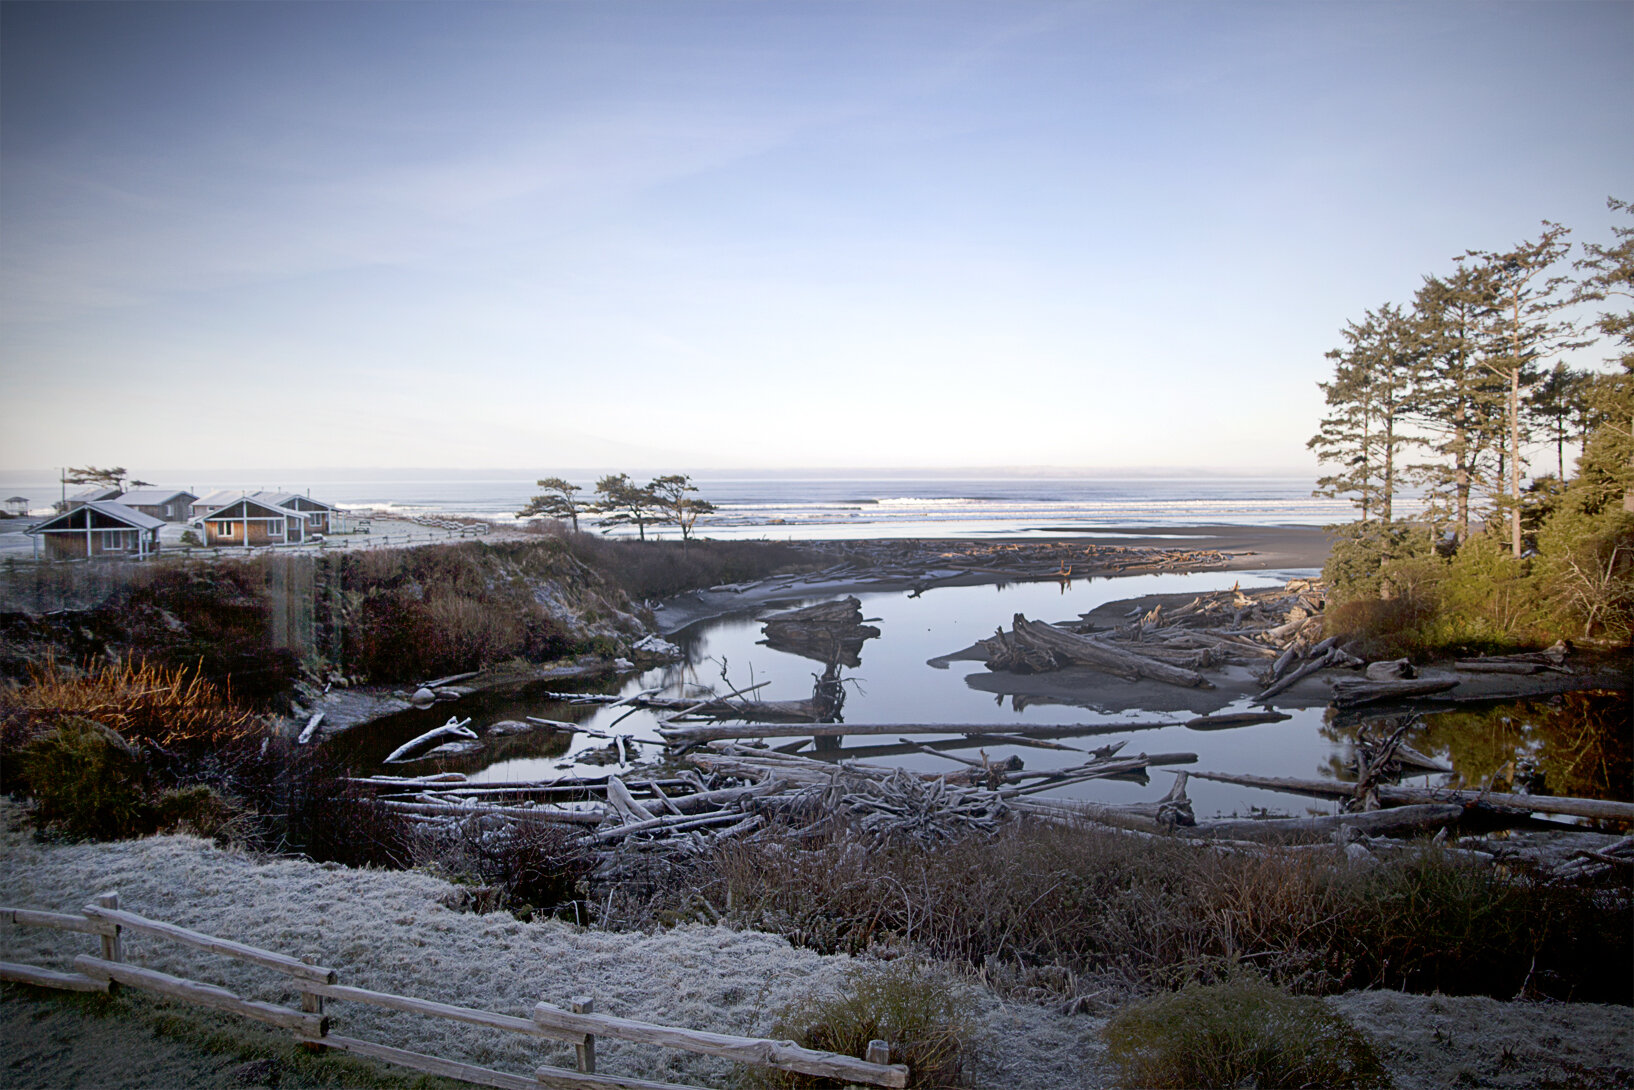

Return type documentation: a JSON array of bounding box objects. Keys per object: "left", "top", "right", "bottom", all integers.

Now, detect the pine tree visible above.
[
  {"left": 1309, "top": 304, "right": 1418, "bottom": 522},
  {"left": 1407, "top": 268, "right": 1507, "bottom": 542},
  {"left": 1460, "top": 223, "right": 1585, "bottom": 555}
]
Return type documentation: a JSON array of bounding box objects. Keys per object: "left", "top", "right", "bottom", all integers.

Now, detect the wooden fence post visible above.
[
  {"left": 300, "top": 955, "right": 326, "bottom": 1052},
  {"left": 94, "top": 892, "right": 122, "bottom": 963},
  {"left": 571, "top": 996, "right": 595, "bottom": 1074}
]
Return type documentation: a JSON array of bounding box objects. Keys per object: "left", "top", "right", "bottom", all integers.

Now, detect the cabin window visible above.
[
  {"left": 101, "top": 530, "right": 126, "bottom": 550},
  {"left": 214, "top": 521, "right": 235, "bottom": 538},
  {"left": 267, "top": 520, "right": 284, "bottom": 538}
]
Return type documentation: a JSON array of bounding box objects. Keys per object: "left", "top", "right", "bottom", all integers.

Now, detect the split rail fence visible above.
[{"left": 2, "top": 891, "right": 908, "bottom": 1090}]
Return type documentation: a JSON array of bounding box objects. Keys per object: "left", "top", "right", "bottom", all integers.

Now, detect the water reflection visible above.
[{"left": 1319, "top": 691, "right": 1632, "bottom": 803}]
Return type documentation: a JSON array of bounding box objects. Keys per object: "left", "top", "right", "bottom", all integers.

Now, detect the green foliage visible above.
[
  {"left": 752, "top": 959, "right": 977, "bottom": 1090},
  {"left": 1535, "top": 503, "right": 1634, "bottom": 639},
  {"left": 1322, "top": 521, "right": 1434, "bottom": 603},
  {"left": 15, "top": 717, "right": 153, "bottom": 839},
  {"left": 1103, "top": 976, "right": 1391, "bottom": 1090}
]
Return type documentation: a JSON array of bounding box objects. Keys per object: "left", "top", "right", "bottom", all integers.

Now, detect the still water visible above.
[{"left": 335, "top": 570, "right": 1630, "bottom": 822}]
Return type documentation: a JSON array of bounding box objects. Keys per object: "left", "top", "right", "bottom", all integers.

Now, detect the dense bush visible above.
[
  {"left": 1103, "top": 976, "right": 1390, "bottom": 1090},
  {"left": 753, "top": 959, "right": 977, "bottom": 1090}
]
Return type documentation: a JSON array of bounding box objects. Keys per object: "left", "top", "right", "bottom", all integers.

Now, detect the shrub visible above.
[
  {"left": 1103, "top": 976, "right": 1390, "bottom": 1090},
  {"left": 14, "top": 717, "right": 153, "bottom": 840},
  {"left": 752, "top": 959, "right": 978, "bottom": 1089},
  {"left": 649, "top": 820, "right": 1632, "bottom": 1004}
]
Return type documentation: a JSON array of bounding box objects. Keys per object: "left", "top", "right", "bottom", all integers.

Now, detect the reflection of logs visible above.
[
  {"left": 761, "top": 596, "right": 880, "bottom": 667},
  {"left": 982, "top": 614, "right": 1213, "bottom": 688}
]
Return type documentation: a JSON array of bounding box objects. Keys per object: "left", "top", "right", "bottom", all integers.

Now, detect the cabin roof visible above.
[
  {"left": 28, "top": 500, "right": 166, "bottom": 534},
  {"left": 118, "top": 488, "right": 198, "bottom": 506},
  {"left": 66, "top": 486, "right": 123, "bottom": 503},
  {"left": 252, "top": 490, "right": 336, "bottom": 512},
  {"left": 195, "top": 496, "right": 300, "bottom": 521}
]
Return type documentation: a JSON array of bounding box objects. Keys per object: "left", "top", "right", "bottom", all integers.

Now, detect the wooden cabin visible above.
[
  {"left": 253, "top": 491, "right": 337, "bottom": 535},
  {"left": 115, "top": 488, "right": 198, "bottom": 523},
  {"left": 190, "top": 489, "right": 243, "bottom": 520},
  {"left": 26, "top": 501, "right": 163, "bottom": 560},
  {"left": 195, "top": 496, "right": 307, "bottom": 547},
  {"left": 59, "top": 485, "right": 123, "bottom": 512}
]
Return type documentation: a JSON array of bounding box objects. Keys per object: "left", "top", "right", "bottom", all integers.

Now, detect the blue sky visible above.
[{"left": 2, "top": 1, "right": 1629, "bottom": 475}]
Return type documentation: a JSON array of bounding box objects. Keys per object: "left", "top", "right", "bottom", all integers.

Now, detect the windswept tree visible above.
[
  {"left": 1308, "top": 304, "right": 1419, "bottom": 522},
  {"left": 63, "top": 466, "right": 128, "bottom": 489},
  {"left": 517, "top": 477, "right": 585, "bottom": 531},
  {"left": 593, "top": 474, "right": 659, "bottom": 540},
  {"left": 1461, "top": 223, "right": 1586, "bottom": 555},
  {"left": 648, "top": 474, "right": 715, "bottom": 545}
]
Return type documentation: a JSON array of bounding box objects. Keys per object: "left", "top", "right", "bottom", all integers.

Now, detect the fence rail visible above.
[{"left": 2, "top": 891, "right": 909, "bottom": 1090}]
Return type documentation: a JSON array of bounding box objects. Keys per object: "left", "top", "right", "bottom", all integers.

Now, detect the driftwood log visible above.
[
  {"left": 1190, "top": 770, "right": 1634, "bottom": 823},
  {"left": 983, "top": 614, "right": 1213, "bottom": 688}
]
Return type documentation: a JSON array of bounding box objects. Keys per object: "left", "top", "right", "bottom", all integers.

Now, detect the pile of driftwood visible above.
[
  {"left": 970, "top": 578, "right": 1577, "bottom": 710},
  {"left": 350, "top": 703, "right": 1631, "bottom": 888}
]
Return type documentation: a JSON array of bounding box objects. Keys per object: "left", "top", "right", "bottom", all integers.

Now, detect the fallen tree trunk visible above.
[
  {"left": 1190, "top": 770, "right": 1634, "bottom": 823},
  {"left": 1330, "top": 677, "right": 1459, "bottom": 707},
  {"left": 1183, "top": 803, "right": 1466, "bottom": 842}
]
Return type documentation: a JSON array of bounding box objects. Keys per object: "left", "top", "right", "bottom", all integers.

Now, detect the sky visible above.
[{"left": 2, "top": 1, "right": 1630, "bottom": 477}]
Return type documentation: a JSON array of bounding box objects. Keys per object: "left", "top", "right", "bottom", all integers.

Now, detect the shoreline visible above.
[{"left": 652, "top": 524, "right": 1333, "bottom": 634}]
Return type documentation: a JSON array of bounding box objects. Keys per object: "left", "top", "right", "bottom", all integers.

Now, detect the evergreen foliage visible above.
[{"left": 1315, "top": 202, "right": 1634, "bottom": 651}]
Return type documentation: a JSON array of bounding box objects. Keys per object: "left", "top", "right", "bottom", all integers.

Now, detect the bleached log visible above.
[
  {"left": 1253, "top": 648, "right": 1340, "bottom": 702},
  {"left": 1183, "top": 804, "right": 1465, "bottom": 842},
  {"left": 531, "top": 1003, "right": 909, "bottom": 1088},
  {"left": 1189, "top": 771, "right": 1634, "bottom": 822},
  {"left": 297, "top": 712, "right": 325, "bottom": 745},
  {"left": 374, "top": 800, "right": 606, "bottom": 825},
  {"left": 384, "top": 717, "right": 475, "bottom": 764}
]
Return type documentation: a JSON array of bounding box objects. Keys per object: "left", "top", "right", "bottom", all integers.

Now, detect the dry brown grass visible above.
[{"left": 0, "top": 657, "right": 260, "bottom": 754}]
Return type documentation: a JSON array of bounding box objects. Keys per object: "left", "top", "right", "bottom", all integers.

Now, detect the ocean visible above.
[{"left": 2, "top": 471, "right": 1363, "bottom": 539}]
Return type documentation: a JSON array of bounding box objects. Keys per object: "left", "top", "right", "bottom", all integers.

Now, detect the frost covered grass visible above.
[{"left": 0, "top": 802, "right": 1102, "bottom": 1089}]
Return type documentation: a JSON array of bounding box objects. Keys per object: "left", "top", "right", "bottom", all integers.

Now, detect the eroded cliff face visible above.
[{"left": 0, "top": 540, "right": 657, "bottom": 698}]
